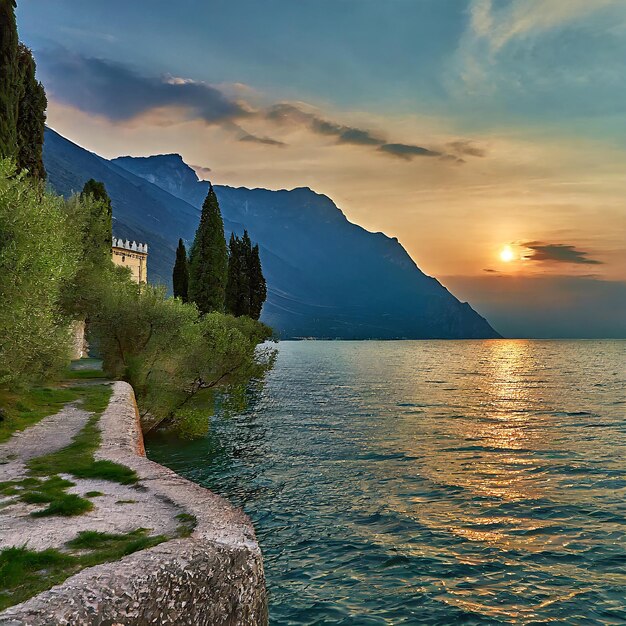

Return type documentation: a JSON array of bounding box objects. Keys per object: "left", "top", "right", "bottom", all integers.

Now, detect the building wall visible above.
[{"left": 112, "top": 247, "right": 147, "bottom": 283}]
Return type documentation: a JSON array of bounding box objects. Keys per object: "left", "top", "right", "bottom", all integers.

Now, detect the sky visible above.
[{"left": 18, "top": 0, "right": 626, "bottom": 337}]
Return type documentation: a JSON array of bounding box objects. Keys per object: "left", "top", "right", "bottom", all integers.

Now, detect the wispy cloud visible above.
[
  {"left": 523, "top": 241, "right": 603, "bottom": 265},
  {"left": 468, "top": 0, "right": 621, "bottom": 54},
  {"left": 239, "top": 133, "right": 286, "bottom": 147},
  {"left": 266, "top": 103, "right": 454, "bottom": 161},
  {"left": 37, "top": 48, "right": 483, "bottom": 163}
]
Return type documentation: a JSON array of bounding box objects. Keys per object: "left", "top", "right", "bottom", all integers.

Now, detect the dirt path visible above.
[
  {"left": 0, "top": 388, "right": 182, "bottom": 551},
  {"left": 0, "top": 402, "right": 93, "bottom": 482}
]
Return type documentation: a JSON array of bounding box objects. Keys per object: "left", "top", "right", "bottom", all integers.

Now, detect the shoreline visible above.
[{"left": 0, "top": 382, "right": 268, "bottom": 625}]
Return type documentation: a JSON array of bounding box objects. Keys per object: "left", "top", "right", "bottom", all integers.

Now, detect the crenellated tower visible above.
[{"left": 111, "top": 236, "right": 148, "bottom": 283}]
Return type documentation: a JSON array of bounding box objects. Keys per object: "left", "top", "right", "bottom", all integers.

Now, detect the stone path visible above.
[
  {"left": 0, "top": 389, "right": 182, "bottom": 551},
  {"left": 0, "top": 402, "right": 92, "bottom": 481}
]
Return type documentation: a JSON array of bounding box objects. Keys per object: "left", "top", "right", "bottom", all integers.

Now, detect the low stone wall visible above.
[{"left": 0, "top": 382, "right": 268, "bottom": 626}]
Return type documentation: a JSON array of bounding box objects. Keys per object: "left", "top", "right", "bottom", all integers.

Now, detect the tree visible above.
[
  {"left": 225, "top": 230, "right": 266, "bottom": 320},
  {"left": 60, "top": 180, "right": 114, "bottom": 318},
  {"left": 225, "top": 233, "right": 250, "bottom": 317},
  {"left": 80, "top": 179, "right": 113, "bottom": 265},
  {"left": 249, "top": 243, "right": 267, "bottom": 320},
  {"left": 0, "top": 0, "right": 19, "bottom": 161},
  {"left": 0, "top": 160, "right": 78, "bottom": 386},
  {"left": 173, "top": 238, "right": 189, "bottom": 302},
  {"left": 16, "top": 44, "right": 46, "bottom": 179},
  {"left": 188, "top": 185, "right": 228, "bottom": 314}
]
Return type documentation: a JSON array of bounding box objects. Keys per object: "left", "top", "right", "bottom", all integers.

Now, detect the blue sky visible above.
[{"left": 17, "top": 0, "right": 626, "bottom": 336}]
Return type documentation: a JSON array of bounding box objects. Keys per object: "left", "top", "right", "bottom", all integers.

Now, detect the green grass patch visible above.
[
  {"left": 175, "top": 512, "right": 197, "bottom": 537},
  {"left": 1, "top": 476, "right": 93, "bottom": 518},
  {"left": 0, "top": 528, "right": 167, "bottom": 611},
  {"left": 27, "top": 385, "right": 137, "bottom": 486},
  {"left": 0, "top": 546, "right": 75, "bottom": 611},
  {"left": 85, "top": 491, "right": 103, "bottom": 498},
  {"left": 0, "top": 387, "right": 82, "bottom": 443}
]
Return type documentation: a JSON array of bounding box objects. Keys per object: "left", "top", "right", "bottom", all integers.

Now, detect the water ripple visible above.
[{"left": 147, "top": 340, "right": 626, "bottom": 625}]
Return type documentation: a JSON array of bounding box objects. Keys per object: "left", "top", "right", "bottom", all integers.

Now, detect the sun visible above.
[{"left": 500, "top": 245, "right": 515, "bottom": 262}]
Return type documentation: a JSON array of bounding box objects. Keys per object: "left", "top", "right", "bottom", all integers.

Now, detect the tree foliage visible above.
[
  {"left": 87, "top": 275, "right": 274, "bottom": 438},
  {"left": 0, "top": 0, "right": 19, "bottom": 162},
  {"left": 16, "top": 44, "right": 46, "bottom": 180},
  {"left": 79, "top": 180, "right": 113, "bottom": 266},
  {"left": 249, "top": 242, "right": 267, "bottom": 320},
  {"left": 225, "top": 232, "right": 250, "bottom": 317},
  {"left": 188, "top": 185, "right": 228, "bottom": 314},
  {"left": 172, "top": 238, "right": 189, "bottom": 302},
  {"left": 225, "top": 230, "right": 267, "bottom": 320},
  {"left": 0, "top": 160, "right": 77, "bottom": 386},
  {"left": 60, "top": 180, "right": 115, "bottom": 318},
  {"left": 0, "top": 3, "right": 46, "bottom": 179}
]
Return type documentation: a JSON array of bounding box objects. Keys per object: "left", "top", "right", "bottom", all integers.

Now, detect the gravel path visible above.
[
  {"left": 0, "top": 402, "right": 93, "bottom": 482},
  {"left": 0, "top": 388, "right": 182, "bottom": 551}
]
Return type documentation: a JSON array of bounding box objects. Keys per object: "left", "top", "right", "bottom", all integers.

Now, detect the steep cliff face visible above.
[
  {"left": 113, "top": 155, "right": 500, "bottom": 339},
  {"left": 44, "top": 129, "right": 500, "bottom": 338}
]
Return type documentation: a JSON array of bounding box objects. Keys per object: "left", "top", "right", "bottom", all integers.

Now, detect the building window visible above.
[{"left": 122, "top": 255, "right": 125, "bottom": 262}]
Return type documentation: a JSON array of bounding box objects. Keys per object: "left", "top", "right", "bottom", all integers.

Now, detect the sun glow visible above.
[{"left": 500, "top": 245, "right": 515, "bottom": 262}]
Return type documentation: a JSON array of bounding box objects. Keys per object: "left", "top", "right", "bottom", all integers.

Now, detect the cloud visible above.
[
  {"left": 190, "top": 164, "right": 212, "bottom": 180},
  {"left": 378, "top": 143, "right": 441, "bottom": 160},
  {"left": 239, "top": 133, "right": 286, "bottom": 147},
  {"left": 446, "top": 140, "right": 487, "bottom": 157},
  {"left": 37, "top": 49, "right": 248, "bottom": 125},
  {"left": 266, "top": 103, "right": 447, "bottom": 160},
  {"left": 522, "top": 241, "right": 603, "bottom": 265},
  {"left": 37, "top": 48, "right": 480, "bottom": 162},
  {"left": 468, "top": 0, "right": 620, "bottom": 54}
]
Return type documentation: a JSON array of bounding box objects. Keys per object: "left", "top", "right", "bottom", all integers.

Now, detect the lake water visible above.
[{"left": 146, "top": 340, "right": 626, "bottom": 625}]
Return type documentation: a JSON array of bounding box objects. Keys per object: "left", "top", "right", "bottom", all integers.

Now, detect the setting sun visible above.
[{"left": 500, "top": 245, "right": 515, "bottom": 262}]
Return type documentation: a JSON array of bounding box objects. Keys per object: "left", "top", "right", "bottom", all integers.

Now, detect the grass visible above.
[
  {"left": 0, "top": 528, "right": 167, "bottom": 611},
  {"left": 0, "top": 358, "right": 108, "bottom": 443},
  {"left": 175, "top": 512, "right": 198, "bottom": 538},
  {"left": 2, "top": 384, "right": 137, "bottom": 518},
  {"left": 0, "top": 546, "right": 74, "bottom": 611},
  {"left": 0, "top": 387, "right": 82, "bottom": 443},
  {"left": 27, "top": 385, "right": 138, "bottom": 486},
  {"left": 1, "top": 476, "right": 93, "bottom": 518},
  {"left": 61, "top": 369, "right": 106, "bottom": 380}
]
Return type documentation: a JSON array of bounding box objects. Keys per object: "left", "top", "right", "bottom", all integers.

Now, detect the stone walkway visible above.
[{"left": 0, "top": 390, "right": 182, "bottom": 551}]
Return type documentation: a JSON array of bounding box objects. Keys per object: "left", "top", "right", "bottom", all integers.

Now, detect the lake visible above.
[{"left": 146, "top": 340, "right": 626, "bottom": 625}]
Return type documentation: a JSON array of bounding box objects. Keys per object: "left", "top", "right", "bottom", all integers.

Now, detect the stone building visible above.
[{"left": 112, "top": 237, "right": 148, "bottom": 284}]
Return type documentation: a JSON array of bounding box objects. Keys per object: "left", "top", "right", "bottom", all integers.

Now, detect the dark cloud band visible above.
[
  {"left": 37, "top": 48, "right": 477, "bottom": 162},
  {"left": 523, "top": 242, "right": 603, "bottom": 265}
]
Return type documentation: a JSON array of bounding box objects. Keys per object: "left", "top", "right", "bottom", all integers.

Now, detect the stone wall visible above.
[
  {"left": 0, "top": 382, "right": 268, "bottom": 626},
  {"left": 69, "top": 319, "right": 88, "bottom": 360}
]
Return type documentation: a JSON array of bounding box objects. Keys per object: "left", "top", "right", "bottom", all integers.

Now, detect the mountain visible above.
[{"left": 43, "top": 128, "right": 500, "bottom": 339}]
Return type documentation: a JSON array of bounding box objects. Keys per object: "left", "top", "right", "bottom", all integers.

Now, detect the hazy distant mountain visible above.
[{"left": 44, "top": 128, "right": 500, "bottom": 338}]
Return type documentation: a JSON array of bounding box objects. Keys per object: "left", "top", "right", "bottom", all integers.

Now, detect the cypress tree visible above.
[
  {"left": 173, "top": 238, "right": 189, "bottom": 302},
  {"left": 225, "top": 233, "right": 251, "bottom": 317},
  {"left": 0, "top": 0, "right": 19, "bottom": 160},
  {"left": 80, "top": 179, "right": 113, "bottom": 266},
  {"left": 249, "top": 243, "right": 267, "bottom": 320},
  {"left": 188, "top": 185, "right": 228, "bottom": 314},
  {"left": 225, "top": 233, "right": 240, "bottom": 316},
  {"left": 16, "top": 44, "right": 46, "bottom": 179}
]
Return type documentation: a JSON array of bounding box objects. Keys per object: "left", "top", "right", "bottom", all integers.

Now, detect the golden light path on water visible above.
[{"left": 147, "top": 340, "right": 626, "bottom": 624}]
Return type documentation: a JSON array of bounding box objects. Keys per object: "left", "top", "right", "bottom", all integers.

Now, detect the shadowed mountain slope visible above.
[{"left": 43, "top": 128, "right": 500, "bottom": 338}]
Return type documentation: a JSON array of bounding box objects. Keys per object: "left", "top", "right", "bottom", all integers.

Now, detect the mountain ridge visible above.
[{"left": 44, "top": 128, "right": 501, "bottom": 339}]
